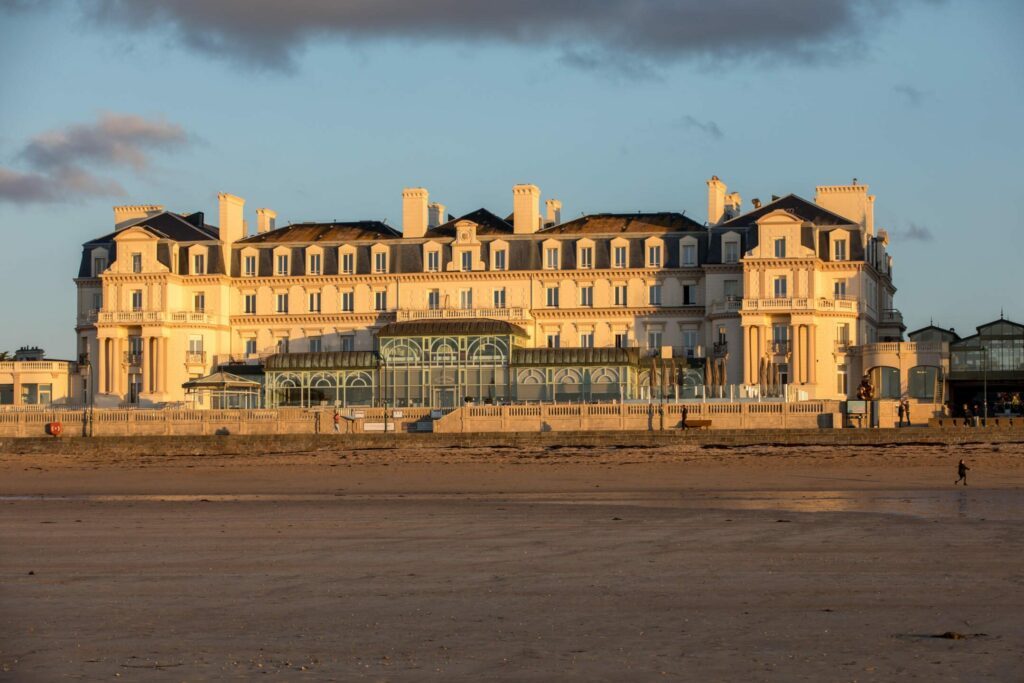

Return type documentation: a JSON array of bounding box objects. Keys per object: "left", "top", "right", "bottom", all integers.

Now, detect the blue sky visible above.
[{"left": 0, "top": 0, "right": 1021, "bottom": 357}]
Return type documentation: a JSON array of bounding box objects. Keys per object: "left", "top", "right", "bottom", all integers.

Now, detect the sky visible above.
[{"left": 0, "top": 0, "right": 1021, "bottom": 358}]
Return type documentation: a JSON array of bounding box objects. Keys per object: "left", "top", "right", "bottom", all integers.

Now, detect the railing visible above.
[
  {"left": 397, "top": 307, "right": 527, "bottom": 321},
  {"left": 881, "top": 309, "right": 904, "bottom": 325},
  {"left": 122, "top": 352, "right": 142, "bottom": 366},
  {"left": 0, "top": 360, "right": 73, "bottom": 372},
  {"left": 709, "top": 298, "right": 741, "bottom": 314},
  {"left": 743, "top": 298, "right": 859, "bottom": 313},
  {"left": 96, "top": 311, "right": 218, "bottom": 325},
  {"left": 185, "top": 351, "right": 207, "bottom": 364},
  {"left": 847, "top": 341, "right": 945, "bottom": 356},
  {"left": 768, "top": 341, "right": 791, "bottom": 354}
]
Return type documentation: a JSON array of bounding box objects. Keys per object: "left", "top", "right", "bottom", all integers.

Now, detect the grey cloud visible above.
[
  {"left": 0, "top": 113, "right": 187, "bottom": 205},
  {"left": 900, "top": 222, "right": 934, "bottom": 242},
  {"left": 63, "top": 0, "right": 933, "bottom": 71},
  {"left": 893, "top": 83, "right": 928, "bottom": 105},
  {"left": 678, "top": 115, "right": 724, "bottom": 140}
]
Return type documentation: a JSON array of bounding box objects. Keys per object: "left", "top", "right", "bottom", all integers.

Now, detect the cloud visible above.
[
  {"left": 678, "top": 115, "right": 724, "bottom": 140},
  {"left": 899, "top": 222, "right": 934, "bottom": 242},
  {"left": 54, "top": 0, "right": 935, "bottom": 72},
  {"left": 0, "top": 113, "right": 189, "bottom": 205},
  {"left": 893, "top": 83, "right": 928, "bottom": 106}
]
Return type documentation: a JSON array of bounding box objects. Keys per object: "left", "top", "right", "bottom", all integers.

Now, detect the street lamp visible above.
[{"left": 982, "top": 345, "right": 988, "bottom": 422}]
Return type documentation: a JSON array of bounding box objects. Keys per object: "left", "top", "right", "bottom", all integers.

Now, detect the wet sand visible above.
[{"left": 2, "top": 441, "right": 1024, "bottom": 681}]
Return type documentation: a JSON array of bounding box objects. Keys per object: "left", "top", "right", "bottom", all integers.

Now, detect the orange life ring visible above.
[{"left": 49, "top": 421, "right": 63, "bottom": 437}]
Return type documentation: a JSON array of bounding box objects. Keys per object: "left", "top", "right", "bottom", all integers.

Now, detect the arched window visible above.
[
  {"left": 868, "top": 366, "right": 901, "bottom": 399},
  {"left": 908, "top": 366, "right": 941, "bottom": 400}
]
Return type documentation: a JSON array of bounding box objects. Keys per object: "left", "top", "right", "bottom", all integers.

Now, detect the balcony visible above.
[
  {"left": 880, "top": 308, "right": 905, "bottom": 326},
  {"left": 742, "top": 298, "right": 859, "bottom": 313},
  {"left": 397, "top": 307, "right": 527, "bottom": 322},
  {"left": 713, "top": 341, "right": 728, "bottom": 357},
  {"left": 95, "top": 310, "right": 218, "bottom": 325},
  {"left": 768, "top": 340, "right": 791, "bottom": 355},
  {"left": 185, "top": 351, "right": 207, "bottom": 365},
  {"left": 123, "top": 352, "right": 142, "bottom": 366},
  {"left": 709, "top": 298, "right": 741, "bottom": 315}
]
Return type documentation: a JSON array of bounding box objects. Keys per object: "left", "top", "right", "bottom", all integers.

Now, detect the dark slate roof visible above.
[
  {"left": 424, "top": 208, "right": 514, "bottom": 238},
  {"left": 265, "top": 351, "right": 379, "bottom": 371},
  {"left": 238, "top": 221, "right": 401, "bottom": 244},
  {"left": 377, "top": 318, "right": 527, "bottom": 338},
  {"left": 541, "top": 212, "right": 704, "bottom": 235},
  {"left": 719, "top": 194, "right": 857, "bottom": 228},
  {"left": 182, "top": 371, "right": 262, "bottom": 389},
  {"left": 512, "top": 347, "right": 641, "bottom": 367},
  {"left": 84, "top": 211, "right": 219, "bottom": 245},
  {"left": 907, "top": 325, "right": 960, "bottom": 342}
]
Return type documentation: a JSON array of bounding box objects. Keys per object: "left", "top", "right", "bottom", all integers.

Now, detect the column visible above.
[
  {"left": 790, "top": 324, "right": 799, "bottom": 385},
  {"left": 158, "top": 337, "right": 168, "bottom": 397},
  {"left": 742, "top": 327, "right": 751, "bottom": 385},
  {"left": 809, "top": 325, "right": 817, "bottom": 384},
  {"left": 142, "top": 337, "right": 152, "bottom": 395},
  {"left": 97, "top": 336, "right": 107, "bottom": 394}
]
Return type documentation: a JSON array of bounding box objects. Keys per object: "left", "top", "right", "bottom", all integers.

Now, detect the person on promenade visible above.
[
  {"left": 955, "top": 459, "right": 970, "bottom": 486},
  {"left": 333, "top": 410, "right": 341, "bottom": 434},
  {"left": 904, "top": 400, "right": 911, "bottom": 426},
  {"left": 898, "top": 401, "right": 905, "bottom": 427},
  {"left": 680, "top": 404, "right": 688, "bottom": 430}
]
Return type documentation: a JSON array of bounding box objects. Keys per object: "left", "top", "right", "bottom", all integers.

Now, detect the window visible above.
[
  {"left": 459, "top": 251, "right": 472, "bottom": 272},
  {"left": 545, "top": 286, "right": 560, "bottom": 307},
  {"left": 276, "top": 292, "right": 289, "bottom": 313},
  {"left": 546, "top": 333, "right": 561, "bottom": 349},
  {"left": 772, "top": 324, "right": 789, "bottom": 352},
  {"left": 493, "top": 249, "right": 507, "bottom": 271},
  {"left": 836, "top": 323, "right": 850, "bottom": 345},
  {"left": 493, "top": 287, "right": 506, "bottom": 309},
  {"left": 244, "top": 293, "right": 256, "bottom": 314},
  {"left": 682, "top": 330, "right": 699, "bottom": 355},
  {"left": 374, "top": 251, "right": 388, "bottom": 274},
  {"left": 276, "top": 254, "right": 289, "bottom": 276},
  {"left": 613, "top": 245, "right": 627, "bottom": 268},
  {"left": 276, "top": 338, "right": 289, "bottom": 354},
  {"left": 245, "top": 339, "right": 257, "bottom": 356},
  {"left": 93, "top": 257, "right": 107, "bottom": 276},
  {"left": 545, "top": 247, "right": 559, "bottom": 270},
  {"left": 580, "top": 285, "right": 594, "bottom": 307},
  {"left": 773, "top": 276, "right": 788, "bottom": 298},
  {"left": 308, "top": 290, "right": 321, "bottom": 313},
  {"left": 92, "top": 292, "right": 102, "bottom": 311},
  {"left": 341, "top": 290, "right": 354, "bottom": 312},
  {"left": 131, "top": 290, "right": 143, "bottom": 311},
  {"left": 614, "top": 333, "right": 630, "bottom": 348},
  {"left": 341, "top": 252, "right": 355, "bottom": 275},
  {"left": 309, "top": 253, "right": 322, "bottom": 275},
  {"left": 774, "top": 238, "right": 786, "bottom": 259},
  {"left": 428, "top": 289, "right": 441, "bottom": 310},
  {"left": 308, "top": 336, "right": 322, "bottom": 353},
  {"left": 374, "top": 290, "right": 387, "bottom": 311},
  {"left": 834, "top": 240, "right": 847, "bottom": 261},
  {"left": 193, "top": 253, "right": 206, "bottom": 275},
  {"left": 340, "top": 336, "right": 355, "bottom": 352},
  {"left": 682, "top": 244, "right": 697, "bottom": 267},
  {"left": 648, "top": 245, "right": 662, "bottom": 267},
  {"left": 188, "top": 335, "right": 204, "bottom": 355},
  {"left": 834, "top": 279, "right": 847, "bottom": 299},
  {"left": 683, "top": 285, "right": 696, "bottom": 305},
  {"left": 128, "top": 335, "right": 144, "bottom": 358},
  {"left": 648, "top": 283, "right": 662, "bottom": 306},
  {"left": 459, "top": 289, "right": 473, "bottom": 310},
  {"left": 193, "top": 292, "right": 205, "bottom": 312},
  {"left": 579, "top": 246, "right": 593, "bottom": 269},
  {"left": 426, "top": 251, "right": 440, "bottom": 272},
  {"left": 580, "top": 332, "right": 594, "bottom": 348},
  {"left": 132, "top": 253, "right": 142, "bottom": 273},
  {"left": 908, "top": 366, "right": 940, "bottom": 400},
  {"left": 717, "top": 326, "right": 727, "bottom": 344},
  {"left": 724, "top": 242, "right": 739, "bottom": 263},
  {"left": 614, "top": 284, "right": 627, "bottom": 306},
  {"left": 647, "top": 330, "right": 663, "bottom": 350},
  {"left": 837, "top": 363, "right": 848, "bottom": 396},
  {"left": 724, "top": 279, "right": 739, "bottom": 300},
  {"left": 244, "top": 255, "right": 257, "bottom": 276}
]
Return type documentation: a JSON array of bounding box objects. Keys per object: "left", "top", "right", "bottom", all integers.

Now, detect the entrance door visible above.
[{"left": 433, "top": 387, "right": 457, "bottom": 408}]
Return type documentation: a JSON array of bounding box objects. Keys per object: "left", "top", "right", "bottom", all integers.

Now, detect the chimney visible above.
[
  {"left": 814, "top": 182, "right": 875, "bottom": 236},
  {"left": 218, "top": 192, "right": 245, "bottom": 249},
  {"left": 724, "top": 192, "right": 742, "bottom": 220},
  {"left": 428, "top": 202, "right": 446, "bottom": 229},
  {"left": 545, "top": 199, "right": 562, "bottom": 226},
  {"left": 706, "top": 176, "right": 726, "bottom": 226},
  {"left": 256, "top": 208, "right": 277, "bottom": 234},
  {"left": 114, "top": 204, "right": 164, "bottom": 230},
  {"left": 402, "top": 188, "right": 429, "bottom": 238},
  {"left": 513, "top": 184, "right": 541, "bottom": 234}
]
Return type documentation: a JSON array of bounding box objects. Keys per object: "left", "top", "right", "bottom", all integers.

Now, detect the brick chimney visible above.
[
  {"left": 402, "top": 188, "right": 429, "bottom": 238},
  {"left": 513, "top": 184, "right": 541, "bottom": 234},
  {"left": 706, "top": 176, "right": 726, "bottom": 226},
  {"left": 256, "top": 208, "right": 277, "bottom": 234}
]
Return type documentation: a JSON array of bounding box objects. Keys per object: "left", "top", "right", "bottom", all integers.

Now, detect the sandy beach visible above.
[{"left": 2, "top": 439, "right": 1024, "bottom": 681}]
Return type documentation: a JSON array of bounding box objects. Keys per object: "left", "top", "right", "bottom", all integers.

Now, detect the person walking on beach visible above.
[
  {"left": 904, "top": 400, "right": 911, "bottom": 426},
  {"left": 898, "top": 401, "right": 905, "bottom": 427},
  {"left": 680, "top": 404, "right": 688, "bottom": 430},
  {"left": 955, "top": 459, "right": 970, "bottom": 486},
  {"left": 333, "top": 409, "right": 341, "bottom": 434}
]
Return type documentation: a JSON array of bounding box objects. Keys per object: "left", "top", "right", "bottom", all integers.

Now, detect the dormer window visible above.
[
  {"left": 545, "top": 246, "right": 560, "bottom": 270},
  {"left": 682, "top": 243, "right": 697, "bottom": 267},
  {"left": 93, "top": 256, "right": 107, "bottom": 276},
  {"left": 647, "top": 244, "right": 662, "bottom": 268},
  {"left": 372, "top": 246, "right": 389, "bottom": 274},
  {"left": 426, "top": 250, "right": 440, "bottom": 272},
  {"left": 131, "top": 253, "right": 142, "bottom": 273},
  {"left": 580, "top": 246, "right": 593, "bottom": 269},
  {"left": 341, "top": 252, "right": 355, "bottom": 274},
  {"left": 193, "top": 252, "right": 206, "bottom": 275},
  {"left": 774, "top": 238, "right": 786, "bottom": 259},
  {"left": 243, "top": 254, "right": 257, "bottom": 277},
  {"left": 276, "top": 253, "right": 289, "bottom": 276},
  {"left": 613, "top": 245, "right": 627, "bottom": 268},
  {"left": 723, "top": 241, "right": 739, "bottom": 263},
  {"left": 308, "top": 252, "right": 322, "bottom": 275},
  {"left": 494, "top": 249, "right": 506, "bottom": 270},
  {"left": 834, "top": 239, "right": 847, "bottom": 261},
  {"left": 461, "top": 251, "right": 473, "bottom": 272}
]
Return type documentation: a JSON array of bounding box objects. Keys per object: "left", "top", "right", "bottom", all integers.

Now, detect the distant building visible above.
[
  {"left": 73, "top": 178, "right": 902, "bottom": 407},
  {"left": 0, "top": 347, "right": 80, "bottom": 407}
]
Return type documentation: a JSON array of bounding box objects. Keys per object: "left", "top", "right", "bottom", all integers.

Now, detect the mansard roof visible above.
[
  {"left": 719, "top": 194, "right": 857, "bottom": 228},
  {"left": 238, "top": 220, "right": 401, "bottom": 244},
  {"left": 511, "top": 347, "right": 641, "bottom": 367},
  {"left": 541, "top": 212, "right": 704, "bottom": 235},
  {"left": 424, "top": 208, "right": 514, "bottom": 238},
  {"left": 265, "top": 351, "right": 379, "bottom": 371},
  {"left": 84, "top": 211, "right": 219, "bottom": 245},
  {"left": 377, "top": 318, "right": 527, "bottom": 338}
]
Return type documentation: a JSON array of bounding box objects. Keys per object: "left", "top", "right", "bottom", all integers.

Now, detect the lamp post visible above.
[{"left": 982, "top": 345, "right": 988, "bottom": 422}]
